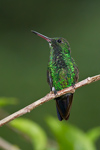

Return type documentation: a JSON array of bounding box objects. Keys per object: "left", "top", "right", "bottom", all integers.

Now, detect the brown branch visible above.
[{"left": 0, "top": 74, "right": 100, "bottom": 127}]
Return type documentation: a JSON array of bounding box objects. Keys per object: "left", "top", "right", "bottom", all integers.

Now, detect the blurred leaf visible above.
[
  {"left": 87, "top": 127, "right": 100, "bottom": 143},
  {"left": 46, "top": 117, "right": 96, "bottom": 150},
  {"left": 47, "top": 148, "right": 57, "bottom": 150},
  {"left": 0, "top": 97, "right": 18, "bottom": 107},
  {"left": 10, "top": 118, "right": 47, "bottom": 150}
]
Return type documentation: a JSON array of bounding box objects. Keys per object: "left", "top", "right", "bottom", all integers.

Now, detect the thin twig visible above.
[
  {"left": 0, "top": 74, "right": 100, "bottom": 127},
  {"left": 0, "top": 137, "right": 20, "bottom": 150}
]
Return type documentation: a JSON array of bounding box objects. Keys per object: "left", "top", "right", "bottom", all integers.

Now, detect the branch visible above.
[
  {"left": 0, "top": 137, "right": 20, "bottom": 150},
  {"left": 0, "top": 74, "right": 100, "bottom": 127}
]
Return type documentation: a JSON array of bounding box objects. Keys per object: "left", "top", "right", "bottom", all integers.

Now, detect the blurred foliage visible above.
[
  {"left": 46, "top": 117, "right": 98, "bottom": 150},
  {"left": 0, "top": 97, "right": 18, "bottom": 107},
  {"left": 10, "top": 118, "right": 47, "bottom": 150},
  {"left": 0, "top": 98, "right": 100, "bottom": 149},
  {"left": 0, "top": 0, "right": 100, "bottom": 149},
  {"left": 87, "top": 127, "right": 100, "bottom": 143},
  {"left": 1, "top": 116, "right": 100, "bottom": 150}
]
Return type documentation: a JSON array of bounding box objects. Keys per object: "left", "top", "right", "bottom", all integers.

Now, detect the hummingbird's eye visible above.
[{"left": 57, "top": 39, "right": 62, "bottom": 43}]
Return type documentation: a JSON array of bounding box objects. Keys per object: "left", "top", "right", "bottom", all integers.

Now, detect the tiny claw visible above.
[
  {"left": 71, "top": 84, "right": 76, "bottom": 93},
  {"left": 72, "top": 83, "right": 76, "bottom": 89},
  {"left": 54, "top": 90, "right": 58, "bottom": 95}
]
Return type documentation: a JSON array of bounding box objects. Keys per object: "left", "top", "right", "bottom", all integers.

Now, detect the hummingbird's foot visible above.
[
  {"left": 50, "top": 87, "right": 58, "bottom": 95},
  {"left": 72, "top": 84, "right": 76, "bottom": 93}
]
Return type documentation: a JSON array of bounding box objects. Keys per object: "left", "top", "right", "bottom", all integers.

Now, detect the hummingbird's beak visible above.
[{"left": 31, "top": 30, "right": 51, "bottom": 42}]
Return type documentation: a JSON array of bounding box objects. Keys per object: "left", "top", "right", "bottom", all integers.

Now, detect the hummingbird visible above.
[{"left": 31, "top": 30, "right": 79, "bottom": 121}]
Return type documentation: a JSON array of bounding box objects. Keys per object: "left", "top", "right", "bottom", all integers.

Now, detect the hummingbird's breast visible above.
[
  {"left": 47, "top": 41, "right": 79, "bottom": 91},
  {"left": 48, "top": 50, "right": 78, "bottom": 91}
]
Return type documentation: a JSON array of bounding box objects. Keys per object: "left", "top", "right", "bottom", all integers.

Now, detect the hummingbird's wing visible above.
[{"left": 47, "top": 70, "right": 53, "bottom": 91}]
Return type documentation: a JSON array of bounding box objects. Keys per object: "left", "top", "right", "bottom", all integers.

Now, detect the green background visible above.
[{"left": 0, "top": 0, "right": 100, "bottom": 149}]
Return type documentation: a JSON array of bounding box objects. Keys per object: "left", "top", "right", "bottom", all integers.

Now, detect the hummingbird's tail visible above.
[{"left": 55, "top": 93, "right": 73, "bottom": 121}]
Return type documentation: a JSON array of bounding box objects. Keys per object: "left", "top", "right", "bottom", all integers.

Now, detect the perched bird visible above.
[{"left": 32, "top": 30, "right": 79, "bottom": 121}]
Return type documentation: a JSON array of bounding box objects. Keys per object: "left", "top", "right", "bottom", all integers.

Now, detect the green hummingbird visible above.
[{"left": 32, "top": 30, "right": 79, "bottom": 121}]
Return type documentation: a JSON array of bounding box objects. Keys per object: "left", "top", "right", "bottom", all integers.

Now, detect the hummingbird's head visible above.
[
  {"left": 31, "top": 31, "right": 71, "bottom": 54},
  {"left": 49, "top": 37, "right": 71, "bottom": 54}
]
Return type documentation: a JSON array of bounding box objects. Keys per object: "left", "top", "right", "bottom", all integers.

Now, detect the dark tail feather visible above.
[{"left": 55, "top": 93, "right": 73, "bottom": 121}]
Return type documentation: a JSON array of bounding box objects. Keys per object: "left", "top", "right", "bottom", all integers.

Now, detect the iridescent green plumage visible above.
[
  {"left": 32, "top": 31, "right": 79, "bottom": 121},
  {"left": 47, "top": 37, "right": 78, "bottom": 92}
]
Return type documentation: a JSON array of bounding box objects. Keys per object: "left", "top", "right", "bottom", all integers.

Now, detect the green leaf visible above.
[
  {"left": 87, "top": 127, "right": 100, "bottom": 143},
  {"left": 10, "top": 118, "right": 47, "bottom": 150},
  {"left": 46, "top": 117, "right": 96, "bottom": 150},
  {"left": 47, "top": 148, "right": 57, "bottom": 150},
  {"left": 0, "top": 97, "right": 18, "bottom": 107}
]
